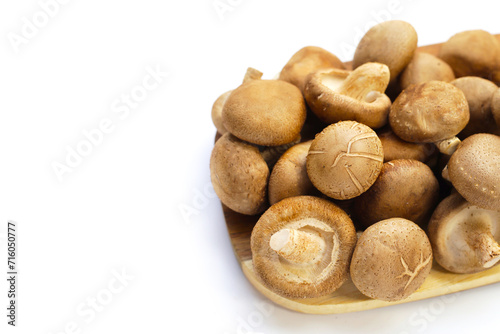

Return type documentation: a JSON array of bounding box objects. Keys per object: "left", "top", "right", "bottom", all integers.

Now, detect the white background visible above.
[{"left": 1, "top": 0, "right": 499, "bottom": 333}]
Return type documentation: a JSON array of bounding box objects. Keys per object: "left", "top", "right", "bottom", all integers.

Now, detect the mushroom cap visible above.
[
  {"left": 353, "top": 20, "right": 418, "bottom": 82},
  {"left": 306, "top": 121, "right": 384, "bottom": 200},
  {"left": 279, "top": 46, "right": 345, "bottom": 92},
  {"left": 447, "top": 133, "right": 500, "bottom": 211},
  {"left": 451, "top": 76, "right": 499, "bottom": 138},
  {"left": 439, "top": 29, "right": 500, "bottom": 79},
  {"left": 222, "top": 79, "right": 307, "bottom": 146},
  {"left": 489, "top": 88, "right": 500, "bottom": 128},
  {"left": 350, "top": 218, "right": 433, "bottom": 301},
  {"left": 400, "top": 52, "right": 455, "bottom": 90},
  {"left": 268, "top": 141, "right": 318, "bottom": 205},
  {"left": 377, "top": 128, "right": 437, "bottom": 164},
  {"left": 389, "top": 81, "right": 470, "bottom": 143},
  {"left": 210, "top": 133, "right": 269, "bottom": 215},
  {"left": 211, "top": 90, "right": 232, "bottom": 135},
  {"left": 251, "top": 196, "right": 357, "bottom": 299},
  {"left": 428, "top": 193, "right": 500, "bottom": 273},
  {"left": 353, "top": 159, "right": 440, "bottom": 229},
  {"left": 304, "top": 63, "right": 392, "bottom": 128}
]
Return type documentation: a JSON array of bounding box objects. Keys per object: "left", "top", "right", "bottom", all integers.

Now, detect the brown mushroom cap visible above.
[
  {"left": 268, "top": 141, "right": 318, "bottom": 205},
  {"left": 304, "top": 63, "right": 391, "bottom": 128},
  {"left": 428, "top": 193, "right": 500, "bottom": 274},
  {"left": 307, "top": 121, "right": 384, "bottom": 200},
  {"left": 353, "top": 20, "right": 418, "bottom": 82},
  {"left": 389, "top": 81, "right": 470, "bottom": 143},
  {"left": 279, "top": 46, "right": 345, "bottom": 92},
  {"left": 222, "top": 79, "right": 307, "bottom": 146},
  {"left": 350, "top": 218, "right": 433, "bottom": 301},
  {"left": 400, "top": 52, "right": 455, "bottom": 90},
  {"left": 489, "top": 88, "right": 500, "bottom": 128},
  {"left": 353, "top": 159, "right": 440, "bottom": 229},
  {"left": 439, "top": 30, "right": 500, "bottom": 81},
  {"left": 447, "top": 133, "right": 500, "bottom": 211},
  {"left": 378, "top": 128, "right": 437, "bottom": 164},
  {"left": 210, "top": 133, "right": 269, "bottom": 215},
  {"left": 211, "top": 90, "right": 232, "bottom": 135},
  {"left": 251, "top": 196, "right": 357, "bottom": 299},
  {"left": 451, "top": 76, "right": 499, "bottom": 138}
]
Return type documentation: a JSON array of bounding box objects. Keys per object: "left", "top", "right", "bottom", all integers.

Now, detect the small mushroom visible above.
[
  {"left": 279, "top": 46, "right": 345, "bottom": 93},
  {"left": 210, "top": 133, "right": 269, "bottom": 215},
  {"left": 259, "top": 136, "right": 301, "bottom": 169},
  {"left": 400, "top": 52, "right": 455, "bottom": 90},
  {"left": 251, "top": 196, "right": 357, "bottom": 299},
  {"left": 389, "top": 81, "right": 470, "bottom": 155},
  {"left": 304, "top": 62, "right": 391, "bottom": 128},
  {"left": 211, "top": 90, "right": 232, "bottom": 135},
  {"left": 428, "top": 193, "right": 500, "bottom": 274},
  {"left": 350, "top": 218, "right": 433, "bottom": 301},
  {"left": 353, "top": 159, "right": 440, "bottom": 229},
  {"left": 353, "top": 20, "right": 418, "bottom": 82},
  {"left": 439, "top": 30, "right": 500, "bottom": 82},
  {"left": 451, "top": 76, "right": 499, "bottom": 138},
  {"left": 268, "top": 141, "right": 318, "bottom": 205},
  {"left": 377, "top": 127, "right": 437, "bottom": 165},
  {"left": 222, "top": 79, "right": 307, "bottom": 146},
  {"left": 446, "top": 133, "right": 500, "bottom": 211},
  {"left": 307, "top": 121, "right": 384, "bottom": 200},
  {"left": 490, "top": 88, "right": 500, "bottom": 128}
]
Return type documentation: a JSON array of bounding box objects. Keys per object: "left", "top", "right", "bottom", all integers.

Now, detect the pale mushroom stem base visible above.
[
  {"left": 469, "top": 231, "right": 500, "bottom": 268},
  {"left": 270, "top": 228, "right": 325, "bottom": 264},
  {"left": 435, "top": 137, "right": 461, "bottom": 155}
]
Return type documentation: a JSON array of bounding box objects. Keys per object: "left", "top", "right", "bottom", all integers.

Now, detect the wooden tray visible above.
[{"left": 220, "top": 36, "right": 500, "bottom": 314}]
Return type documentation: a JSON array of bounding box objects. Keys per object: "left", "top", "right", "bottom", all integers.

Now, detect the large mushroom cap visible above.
[
  {"left": 210, "top": 133, "right": 269, "bottom": 215},
  {"left": 447, "top": 133, "right": 500, "bottom": 211},
  {"left": 428, "top": 193, "right": 500, "bottom": 274},
  {"left": 353, "top": 20, "right": 418, "bottom": 82},
  {"left": 350, "top": 218, "right": 433, "bottom": 301},
  {"left": 211, "top": 90, "right": 232, "bottom": 135},
  {"left": 400, "top": 52, "right": 455, "bottom": 90},
  {"left": 251, "top": 196, "right": 357, "bottom": 299},
  {"left": 389, "top": 81, "right": 470, "bottom": 143},
  {"left": 307, "top": 121, "right": 384, "bottom": 200}
]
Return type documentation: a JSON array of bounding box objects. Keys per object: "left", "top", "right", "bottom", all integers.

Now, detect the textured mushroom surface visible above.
[
  {"left": 447, "top": 133, "right": 500, "bottom": 211},
  {"left": 400, "top": 52, "right": 455, "bottom": 90},
  {"left": 251, "top": 196, "right": 357, "bottom": 299},
  {"left": 222, "top": 79, "right": 307, "bottom": 146},
  {"left": 307, "top": 121, "right": 384, "bottom": 200},
  {"left": 350, "top": 218, "right": 433, "bottom": 301},
  {"left": 210, "top": 133, "right": 269, "bottom": 215},
  {"left": 211, "top": 90, "right": 232, "bottom": 135},
  {"left": 428, "top": 193, "right": 500, "bottom": 274},
  {"left": 378, "top": 128, "right": 437, "bottom": 164}
]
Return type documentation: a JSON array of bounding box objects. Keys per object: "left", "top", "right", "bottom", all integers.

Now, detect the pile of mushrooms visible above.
[{"left": 210, "top": 20, "right": 500, "bottom": 302}]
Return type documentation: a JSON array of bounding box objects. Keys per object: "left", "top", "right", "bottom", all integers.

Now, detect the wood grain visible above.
[{"left": 220, "top": 36, "right": 500, "bottom": 314}]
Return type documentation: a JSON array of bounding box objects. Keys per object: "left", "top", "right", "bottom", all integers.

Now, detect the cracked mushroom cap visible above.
[
  {"left": 307, "top": 121, "right": 384, "bottom": 200},
  {"left": 428, "top": 193, "right": 500, "bottom": 274},
  {"left": 353, "top": 159, "right": 440, "bottom": 229},
  {"left": 350, "top": 218, "right": 433, "bottom": 301},
  {"left": 400, "top": 52, "right": 455, "bottom": 90},
  {"left": 222, "top": 79, "right": 307, "bottom": 146},
  {"left": 279, "top": 46, "right": 345, "bottom": 92},
  {"left": 304, "top": 62, "right": 391, "bottom": 129},
  {"left": 210, "top": 133, "right": 269, "bottom": 215},
  {"left": 251, "top": 196, "right": 357, "bottom": 299},
  {"left": 389, "top": 81, "right": 470, "bottom": 143},
  {"left": 447, "top": 133, "right": 500, "bottom": 211},
  {"left": 353, "top": 20, "right": 418, "bottom": 82}
]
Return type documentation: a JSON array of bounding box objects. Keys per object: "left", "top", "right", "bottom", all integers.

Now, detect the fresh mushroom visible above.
[
  {"left": 400, "top": 52, "right": 455, "bottom": 90},
  {"left": 353, "top": 159, "right": 440, "bottom": 229},
  {"left": 210, "top": 133, "right": 269, "bottom": 215},
  {"left": 279, "top": 46, "right": 345, "bottom": 93},
  {"left": 439, "top": 30, "right": 500, "bottom": 83},
  {"left": 389, "top": 80, "right": 470, "bottom": 155},
  {"left": 451, "top": 76, "right": 499, "bottom": 138},
  {"left": 445, "top": 133, "right": 500, "bottom": 211},
  {"left": 350, "top": 218, "right": 433, "bottom": 301},
  {"left": 268, "top": 141, "right": 318, "bottom": 205},
  {"left": 353, "top": 20, "right": 418, "bottom": 82},
  {"left": 251, "top": 196, "right": 357, "bottom": 299},
  {"left": 490, "top": 88, "right": 500, "bottom": 128},
  {"left": 222, "top": 79, "right": 307, "bottom": 146},
  {"left": 306, "top": 121, "right": 384, "bottom": 200},
  {"left": 211, "top": 90, "right": 232, "bottom": 135},
  {"left": 304, "top": 62, "right": 391, "bottom": 128},
  {"left": 428, "top": 193, "right": 500, "bottom": 274},
  {"left": 377, "top": 127, "right": 437, "bottom": 165}
]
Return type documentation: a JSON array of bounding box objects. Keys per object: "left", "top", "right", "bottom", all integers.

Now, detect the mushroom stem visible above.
[
  {"left": 467, "top": 231, "right": 500, "bottom": 268},
  {"left": 435, "top": 137, "right": 461, "bottom": 155},
  {"left": 337, "top": 63, "right": 390, "bottom": 101},
  {"left": 242, "top": 67, "right": 263, "bottom": 84},
  {"left": 269, "top": 228, "right": 326, "bottom": 264},
  {"left": 442, "top": 165, "right": 450, "bottom": 182}
]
